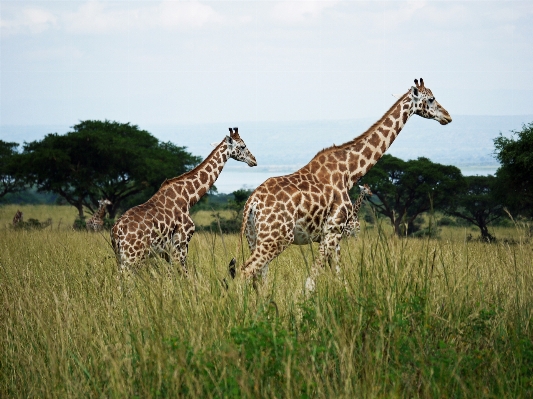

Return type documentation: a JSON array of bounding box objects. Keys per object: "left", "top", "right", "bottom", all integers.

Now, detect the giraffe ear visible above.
[{"left": 411, "top": 86, "right": 419, "bottom": 98}]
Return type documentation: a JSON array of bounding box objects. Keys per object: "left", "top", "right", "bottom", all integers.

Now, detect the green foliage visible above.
[
  {"left": 12, "top": 217, "right": 52, "bottom": 230},
  {"left": 0, "top": 140, "right": 25, "bottom": 198},
  {"left": 202, "top": 189, "right": 254, "bottom": 234},
  {"left": 0, "top": 187, "right": 59, "bottom": 205},
  {"left": 19, "top": 120, "right": 201, "bottom": 218},
  {"left": 494, "top": 122, "right": 533, "bottom": 217},
  {"left": 443, "top": 175, "right": 504, "bottom": 241},
  {"left": 228, "top": 189, "right": 253, "bottom": 213},
  {"left": 359, "top": 154, "right": 465, "bottom": 236},
  {"left": 207, "top": 211, "right": 242, "bottom": 234},
  {"left": 437, "top": 216, "right": 457, "bottom": 226}
]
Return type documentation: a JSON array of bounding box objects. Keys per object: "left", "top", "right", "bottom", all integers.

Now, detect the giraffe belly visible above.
[{"left": 293, "top": 223, "right": 320, "bottom": 245}]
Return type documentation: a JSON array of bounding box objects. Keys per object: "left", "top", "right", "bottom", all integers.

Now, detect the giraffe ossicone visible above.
[
  {"left": 231, "top": 78, "right": 452, "bottom": 291},
  {"left": 111, "top": 128, "right": 257, "bottom": 272}
]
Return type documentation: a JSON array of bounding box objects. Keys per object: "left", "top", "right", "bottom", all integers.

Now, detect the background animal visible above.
[
  {"left": 12, "top": 210, "right": 23, "bottom": 226},
  {"left": 86, "top": 199, "right": 112, "bottom": 232}
]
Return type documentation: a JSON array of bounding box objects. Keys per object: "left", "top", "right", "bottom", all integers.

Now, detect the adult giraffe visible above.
[
  {"left": 112, "top": 128, "right": 257, "bottom": 272},
  {"left": 234, "top": 79, "right": 452, "bottom": 290}
]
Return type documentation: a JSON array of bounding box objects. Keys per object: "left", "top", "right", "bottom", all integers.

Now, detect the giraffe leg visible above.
[
  {"left": 241, "top": 237, "right": 291, "bottom": 283},
  {"left": 171, "top": 219, "right": 195, "bottom": 276},
  {"left": 305, "top": 229, "right": 343, "bottom": 292},
  {"left": 306, "top": 203, "right": 349, "bottom": 292}
]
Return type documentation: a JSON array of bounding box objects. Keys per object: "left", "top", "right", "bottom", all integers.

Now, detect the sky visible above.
[{"left": 1, "top": 0, "right": 532, "bottom": 130}]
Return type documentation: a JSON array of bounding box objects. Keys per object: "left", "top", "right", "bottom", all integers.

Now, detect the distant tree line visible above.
[
  {"left": 2, "top": 120, "right": 533, "bottom": 239},
  {"left": 352, "top": 121, "right": 533, "bottom": 240},
  {"left": 1, "top": 120, "right": 201, "bottom": 221}
]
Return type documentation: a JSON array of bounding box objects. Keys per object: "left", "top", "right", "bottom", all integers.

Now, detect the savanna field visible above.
[{"left": 1, "top": 205, "right": 533, "bottom": 398}]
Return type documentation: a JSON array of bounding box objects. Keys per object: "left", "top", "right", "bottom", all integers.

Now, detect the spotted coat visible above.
[
  {"left": 236, "top": 79, "right": 452, "bottom": 291},
  {"left": 111, "top": 128, "right": 257, "bottom": 272}
]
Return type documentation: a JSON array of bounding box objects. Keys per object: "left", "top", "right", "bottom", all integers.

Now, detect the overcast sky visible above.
[{"left": 1, "top": 0, "right": 532, "bottom": 129}]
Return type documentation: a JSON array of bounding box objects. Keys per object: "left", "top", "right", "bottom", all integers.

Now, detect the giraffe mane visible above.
[
  {"left": 311, "top": 91, "right": 410, "bottom": 159},
  {"left": 159, "top": 140, "right": 226, "bottom": 189}
]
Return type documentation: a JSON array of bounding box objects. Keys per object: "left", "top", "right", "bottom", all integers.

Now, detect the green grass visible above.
[{"left": 1, "top": 205, "right": 533, "bottom": 398}]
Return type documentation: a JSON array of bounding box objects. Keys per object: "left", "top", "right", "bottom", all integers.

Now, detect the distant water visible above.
[
  {"left": 214, "top": 164, "right": 500, "bottom": 193},
  {"left": 2, "top": 114, "right": 531, "bottom": 193}
]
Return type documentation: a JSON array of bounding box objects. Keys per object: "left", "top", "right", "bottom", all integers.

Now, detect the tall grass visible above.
[{"left": 1, "top": 206, "right": 533, "bottom": 398}]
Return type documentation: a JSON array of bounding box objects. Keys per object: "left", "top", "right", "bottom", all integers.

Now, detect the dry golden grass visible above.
[
  {"left": 1, "top": 205, "right": 533, "bottom": 398},
  {"left": 0, "top": 204, "right": 234, "bottom": 230}
]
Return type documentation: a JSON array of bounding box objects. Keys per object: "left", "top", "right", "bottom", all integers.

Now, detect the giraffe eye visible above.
[{"left": 429, "top": 97, "right": 435, "bottom": 102}]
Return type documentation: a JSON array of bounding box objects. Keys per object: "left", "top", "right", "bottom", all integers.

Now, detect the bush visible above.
[
  {"left": 437, "top": 216, "right": 457, "bottom": 226},
  {"left": 12, "top": 217, "right": 52, "bottom": 230}
]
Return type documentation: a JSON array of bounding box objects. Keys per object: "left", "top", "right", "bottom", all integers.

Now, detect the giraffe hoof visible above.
[{"left": 228, "top": 258, "right": 236, "bottom": 279}]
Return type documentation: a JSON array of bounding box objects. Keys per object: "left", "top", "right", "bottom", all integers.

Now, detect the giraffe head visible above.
[
  {"left": 99, "top": 199, "right": 112, "bottom": 207},
  {"left": 409, "top": 78, "right": 452, "bottom": 125},
  {"left": 226, "top": 127, "right": 257, "bottom": 167},
  {"left": 359, "top": 184, "right": 373, "bottom": 197}
]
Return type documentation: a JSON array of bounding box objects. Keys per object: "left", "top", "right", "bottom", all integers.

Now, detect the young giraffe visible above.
[
  {"left": 86, "top": 199, "right": 112, "bottom": 232},
  {"left": 12, "top": 210, "right": 23, "bottom": 226},
  {"left": 344, "top": 184, "right": 373, "bottom": 238},
  {"left": 111, "top": 128, "right": 257, "bottom": 272},
  {"left": 234, "top": 79, "right": 452, "bottom": 290}
]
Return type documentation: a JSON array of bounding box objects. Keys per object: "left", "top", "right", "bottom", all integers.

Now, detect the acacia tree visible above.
[
  {"left": 20, "top": 120, "right": 201, "bottom": 219},
  {"left": 358, "top": 154, "right": 465, "bottom": 235},
  {"left": 493, "top": 122, "right": 533, "bottom": 217},
  {"left": 0, "top": 140, "right": 25, "bottom": 199},
  {"left": 443, "top": 175, "right": 503, "bottom": 241}
]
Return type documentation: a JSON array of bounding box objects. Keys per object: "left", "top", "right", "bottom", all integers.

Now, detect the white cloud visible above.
[
  {"left": 1, "top": 1, "right": 225, "bottom": 36},
  {"left": 1, "top": 6, "right": 57, "bottom": 35},
  {"left": 63, "top": 1, "right": 130, "bottom": 34},
  {"left": 381, "top": 1, "right": 427, "bottom": 29},
  {"left": 271, "top": 1, "right": 340, "bottom": 24},
  {"left": 155, "top": 1, "right": 224, "bottom": 30}
]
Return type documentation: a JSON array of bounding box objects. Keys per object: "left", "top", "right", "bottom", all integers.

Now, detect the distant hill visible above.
[{"left": 3, "top": 115, "right": 532, "bottom": 177}]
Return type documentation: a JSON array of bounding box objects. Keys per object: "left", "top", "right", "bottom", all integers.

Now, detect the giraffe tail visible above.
[{"left": 227, "top": 196, "right": 256, "bottom": 280}]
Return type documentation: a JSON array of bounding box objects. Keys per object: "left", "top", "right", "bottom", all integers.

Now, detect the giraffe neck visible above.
[
  {"left": 95, "top": 203, "right": 107, "bottom": 219},
  {"left": 353, "top": 191, "right": 367, "bottom": 214},
  {"left": 305, "top": 92, "right": 414, "bottom": 189},
  {"left": 345, "top": 93, "right": 414, "bottom": 185},
  {"left": 162, "top": 140, "right": 230, "bottom": 208}
]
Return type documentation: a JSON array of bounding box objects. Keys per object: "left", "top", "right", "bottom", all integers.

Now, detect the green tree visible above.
[
  {"left": 443, "top": 175, "right": 503, "bottom": 241},
  {"left": 493, "top": 122, "right": 533, "bottom": 217},
  {"left": 228, "top": 188, "right": 253, "bottom": 213},
  {"left": 359, "top": 154, "right": 465, "bottom": 236},
  {"left": 20, "top": 120, "right": 201, "bottom": 218},
  {"left": 0, "top": 140, "right": 25, "bottom": 198}
]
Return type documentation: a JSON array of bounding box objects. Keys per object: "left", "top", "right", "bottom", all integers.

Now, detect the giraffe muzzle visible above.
[{"left": 439, "top": 114, "right": 452, "bottom": 125}]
